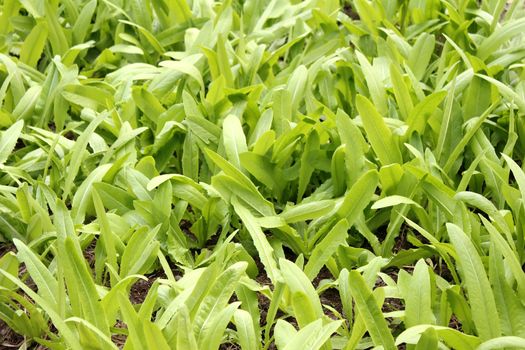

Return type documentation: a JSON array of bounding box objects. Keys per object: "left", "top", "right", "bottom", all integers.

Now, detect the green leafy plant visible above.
[{"left": 1, "top": 0, "right": 525, "bottom": 349}]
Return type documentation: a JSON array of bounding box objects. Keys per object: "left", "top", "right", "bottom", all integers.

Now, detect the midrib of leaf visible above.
[
  {"left": 0, "top": 120, "right": 23, "bottom": 165},
  {"left": 447, "top": 224, "right": 500, "bottom": 340},
  {"left": 232, "top": 198, "right": 281, "bottom": 284},
  {"left": 348, "top": 271, "right": 396, "bottom": 350}
]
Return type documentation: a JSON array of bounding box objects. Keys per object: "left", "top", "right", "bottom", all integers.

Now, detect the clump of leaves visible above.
[{"left": 1, "top": 0, "right": 525, "bottom": 349}]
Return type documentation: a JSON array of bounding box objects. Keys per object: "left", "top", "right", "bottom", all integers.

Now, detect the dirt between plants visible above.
[
  {"left": 111, "top": 320, "right": 127, "bottom": 349},
  {"left": 129, "top": 270, "right": 168, "bottom": 304},
  {"left": 0, "top": 319, "right": 24, "bottom": 349},
  {"left": 0, "top": 243, "right": 15, "bottom": 259}
]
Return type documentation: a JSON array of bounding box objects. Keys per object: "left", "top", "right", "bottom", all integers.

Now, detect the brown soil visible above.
[
  {"left": 313, "top": 267, "right": 345, "bottom": 320},
  {"left": 129, "top": 270, "right": 166, "bottom": 304},
  {"left": 0, "top": 319, "right": 24, "bottom": 349},
  {"left": 449, "top": 314, "right": 463, "bottom": 331},
  {"left": 111, "top": 320, "right": 127, "bottom": 349},
  {"left": 129, "top": 277, "right": 155, "bottom": 304},
  {"left": 312, "top": 266, "right": 333, "bottom": 287},
  {"left": 219, "top": 343, "right": 241, "bottom": 350},
  {"left": 320, "top": 287, "right": 343, "bottom": 320},
  {"left": 343, "top": 4, "right": 360, "bottom": 20},
  {"left": 83, "top": 239, "right": 97, "bottom": 268},
  {"left": 63, "top": 131, "right": 76, "bottom": 141},
  {"left": 16, "top": 263, "right": 37, "bottom": 293},
  {"left": 436, "top": 260, "right": 455, "bottom": 281},
  {"left": 254, "top": 258, "right": 272, "bottom": 328},
  {"left": 0, "top": 243, "right": 15, "bottom": 259},
  {"left": 179, "top": 219, "right": 198, "bottom": 242},
  {"left": 393, "top": 228, "right": 409, "bottom": 253},
  {"left": 382, "top": 297, "right": 404, "bottom": 314}
]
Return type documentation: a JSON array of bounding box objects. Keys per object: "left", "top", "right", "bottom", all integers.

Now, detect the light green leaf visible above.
[
  {"left": 283, "top": 319, "right": 342, "bottom": 350},
  {"left": 477, "top": 336, "right": 525, "bottom": 350},
  {"left": 404, "top": 259, "right": 435, "bottom": 327},
  {"left": 348, "top": 270, "right": 396, "bottom": 350},
  {"left": 356, "top": 95, "right": 402, "bottom": 165},
  {"left": 280, "top": 200, "right": 335, "bottom": 224},
  {"left": 396, "top": 325, "right": 480, "bottom": 349},
  {"left": 223, "top": 114, "right": 248, "bottom": 171},
  {"left": 446, "top": 223, "right": 501, "bottom": 340},
  {"left": 234, "top": 309, "right": 259, "bottom": 350},
  {"left": 304, "top": 219, "right": 348, "bottom": 280},
  {"left": 232, "top": 198, "right": 281, "bottom": 284},
  {"left": 372, "top": 195, "right": 421, "bottom": 210},
  {"left": 0, "top": 120, "right": 23, "bottom": 165},
  {"left": 20, "top": 21, "right": 48, "bottom": 67}
]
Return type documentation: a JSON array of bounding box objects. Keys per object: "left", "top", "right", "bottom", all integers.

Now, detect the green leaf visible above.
[
  {"left": 404, "top": 259, "right": 435, "bottom": 327},
  {"left": 280, "top": 200, "right": 334, "bottom": 224},
  {"left": 336, "top": 169, "right": 379, "bottom": 224},
  {"left": 193, "top": 262, "right": 248, "bottom": 341},
  {"left": 0, "top": 252, "right": 18, "bottom": 290},
  {"left": 348, "top": 270, "right": 396, "bottom": 350},
  {"left": 61, "top": 235, "right": 109, "bottom": 337},
  {"left": 488, "top": 243, "right": 525, "bottom": 338},
  {"left": 120, "top": 226, "right": 160, "bottom": 277},
  {"left": 207, "top": 149, "right": 275, "bottom": 216},
  {"left": 275, "top": 319, "right": 297, "bottom": 349},
  {"left": 13, "top": 239, "right": 58, "bottom": 309},
  {"left": 44, "top": 1, "right": 69, "bottom": 55},
  {"left": 396, "top": 325, "right": 480, "bottom": 349},
  {"left": 19, "top": 21, "right": 48, "bottom": 67},
  {"left": 232, "top": 198, "right": 281, "bottom": 284},
  {"left": 71, "top": 163, "right": 113, "bottom": 223},
  {"left": 477, "top": 336, "right": 525, "bottom": 350},
  {"left": 159, "top": 60, "right": 205, "bottom": 93},
  {"left": 72, "top": 0, "right": 97, "bottom": 44},
  {"left": 280, "top": 259, "right": 323, "bottom": 327},
  {"left": 18, "top": 0, "right": 44, "bottom": 17},
  {"left": 304, "top": 219, "right": 348, "bottom": 280},
  {"left": 356, "top": 95, "right": 402, "bottom": 165},
  {"left": 92, "top": 188, "right": 118, "bottom": 285},
  {"left": 477, "top": 17, "right": 525, "bottom": 59},
  {"left": 198, "top": 302, "right": 240, "bottom": 350},
  {"left": 0, "top": 120, "right": 23, "bottom": 165},
  {"left": 356, "top": 51, "right": 387, "bottom": 115},
  {"left": 371, "top": 195, "right": 421, "bottom": 210},
  {"left": 390, "top": 64, "right": 414, "bottom": 121},
  {"left": 336, "top": 110, "right": 367, "bottom": 186},
  {"left": 408, "top": 33, "right": 435, "bottom": 80},
  {"left": 234, "top": 309, "right": 259, "bottom": 350},
  {"left": 144, "top": 322, "right": 171, "bottom": 350},
  {"left": 415, "top": 327, "right": 439, "bottom": 350},
  {"left": 222, "top": 114, "right": 248, "bottom": 171},
  {"left": 174, "top": 306, "right": 198, "bottom": 350},
  {"left": 502, "top": 154, "right": 525, "bottom": 208},
  {"left": 331, "top": 145, "right": 346, "bottom": 196},
  {"left": 476, "top": 74, "right": 525, "bottom": 112},
  {"left": 482, "top": 216, "right": 525, "bottom": 301},
  {"left": 287, "top": 65, "right": 308, "bottom": 113},
  {"left": 446, "top": 223, "right": 501, "bottom": 340},
  {"left": 63, "top": 112, "right": 106, "bottom": 199},
  {"left": 283, "top": 319, "right": 342, "bottom": 350},
  {"left": 272, "top": 89, "right": 292, "bottom": 136},
  {"left": 92, "top": 182, "right": 134, "bottom": 214},
  {"left": 240, "top": 152, "right": 281, "bottom": 192}
]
